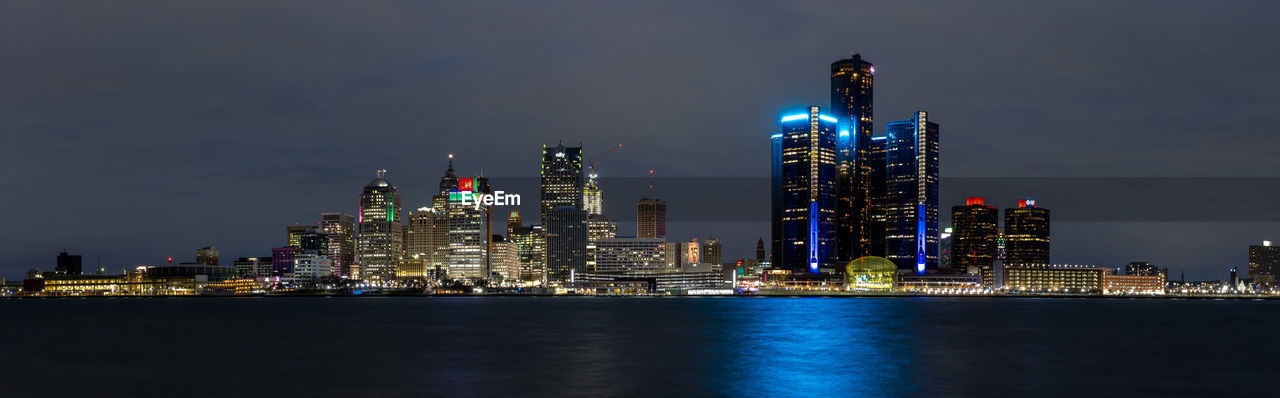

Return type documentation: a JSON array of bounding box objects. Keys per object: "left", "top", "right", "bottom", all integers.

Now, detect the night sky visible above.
[{"left": 2, "top": 1, "right": 1278, "bottom": 280}]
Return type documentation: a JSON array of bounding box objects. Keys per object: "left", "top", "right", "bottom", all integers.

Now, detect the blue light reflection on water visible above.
[{"left": 1, "top": 297, "right": 1278, "bottom": 397}]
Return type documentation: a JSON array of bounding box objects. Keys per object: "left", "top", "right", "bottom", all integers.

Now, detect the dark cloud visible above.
[{"left": 1, "top": 0, "right": 1277, "bottom": 279}]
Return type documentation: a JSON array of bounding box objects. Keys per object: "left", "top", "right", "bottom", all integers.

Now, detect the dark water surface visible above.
[{"left": 1, "top": 297, "right": 1275, "bottom": 397}]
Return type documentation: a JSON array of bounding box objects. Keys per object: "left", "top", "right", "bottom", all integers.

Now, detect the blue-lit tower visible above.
[
  {"left": 771, "top": 106, "right": 840, "bottom": 274},
  {"left": 885, "top": 111, "right": 939, "bottom": 274},
  {"left": 831, "top": 53, "right": 875, "bottom": 261}
]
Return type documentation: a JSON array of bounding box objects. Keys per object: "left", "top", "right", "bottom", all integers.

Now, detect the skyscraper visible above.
[
  {"left": 510, "top": 224, "right": 547, "bottom": 284},
  {"left": 545, "top": 206, "right": 588, "bottom": 281},
  {"left": 446, "top": 175, "right": 493, "bottom": 280},
  {"left": 540, "top": 143, "right": 584, "bottom": 222},
  {"left": 885, "top": 111, "right": 939, "bottom": 274},
  {"left": 196, "top": 246, "right": 219, "bottom": 266},
  {"left": 951, "top": 197, "right": 998, "bottom": 273},
  {"left": 357, "top": 169, "right": 404, "bottom": 283},
  {"left": 1249, "top": 241, "right": 1279, "bottom": 285},
  {"left": 1004, "top": 199, "right": 1050, "bottom": 266},
  {"left": 866, "top": 135, "right": 888, "bottom": 257},
  {"left": 320, "top": 212, "right": 356, "bottom": 278},
  {"left": 507, "top": 211, "right": 522, "bottom": 238},
  {"left": 772, "top": 106, "right": 840, "bottom": 274},
  {"left": 541, "top": 143, "right": 585, "bottom": 282},
  {"left": 637, "top": 198, "right": 667, "bottom": 239},
  {"left": 490, "top": 235, "right": 520, "bottom": 282},
  {"left": 830, "top": 53, "right": 875, "bottom": 261}
]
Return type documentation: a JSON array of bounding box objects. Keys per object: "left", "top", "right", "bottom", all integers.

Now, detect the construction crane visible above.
[{"left": 588, "top": 144, "right": 623, "bottom": 177}]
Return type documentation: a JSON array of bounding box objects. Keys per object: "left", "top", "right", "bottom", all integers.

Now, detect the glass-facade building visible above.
[
  {"left": 771, "top": 106, "right": 840, "bottom": 274},
  {"left": 885, "top": 111, "right": 939, "bottom": 274}
]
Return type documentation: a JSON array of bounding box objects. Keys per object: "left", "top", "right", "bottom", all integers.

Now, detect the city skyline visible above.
[{"left": 3, "top": 1, "right": 1280, "bottom": 280}]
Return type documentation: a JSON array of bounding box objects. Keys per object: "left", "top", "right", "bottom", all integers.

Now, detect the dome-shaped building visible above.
[{"left": 845, "top": 256, "right": 897, "bottom": 291}]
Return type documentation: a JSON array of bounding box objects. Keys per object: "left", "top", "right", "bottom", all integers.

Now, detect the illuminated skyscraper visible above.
[
  {"left": 951, "top": 197, "right": 998, "bottom": 273},
  {"left": 541, "top": 143, "right": 585, "bottom": 282},
  {"left": 319, "top": 212, "right": 355, "bottom": 278},
  {"left": 831, "top": 53, "right": 876, "bottom": 261},
  {"left": 446, "top": 175, "right": 493, "bottom": 280},
  {"left": 510, "top": 224, "right": 547, "bottom": 283},
  {"left": 771, "top": 106, "right": 840, "bottom": 274},
  {"left": 1249, "top": 241, "right": 1279, "bottom": 285},
  {"left": 541, "top": 143, "right": 584, "bottom": 222},
  {"left": 491, "top": 235, "right": 520, "bottom": 282},
  {"left": 637, "top": 198, "right": 667, "bottom": 239},
  {"left": 545, "top": 205, "right": 588, "bottom": 281},
  {"left": 584, "top": 174, "right": 603, "bottom": 216},
  {"left": 357, "top": 169, "right": 404, "bottom": 283},
  {"left": 866, "top": 135, "right": 888, "bottom": 257},
  {"left": 507, "top": 211, "right": 522, "bottom": 238},
  {"left": 1004, "top": 199, "right": 1050, "bottom": 266},
  {"left": 885, "top": 111, "right": 939, "bottom": 274}
]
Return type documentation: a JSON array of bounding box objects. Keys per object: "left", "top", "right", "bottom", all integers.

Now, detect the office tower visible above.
[
  {"left": 636, "top": 198, "right": 667, "bottom": 239},
  {"left": 447, "top": 175, "right": 493, "bottom": 280},
  {"left": 286, "top": 225, "right": 318, "bottom": 250},
  {"left": 233, "top": 257, "right": 272, "bottom": 279},
  {"left": 541, "top": 142, "right": 584, "bottom": 221},
  {"left": 771, "top": 106, "right": 840, "bottom": 274},
  {"left": 1004, "top": 199, "right": 1050, "bottom": 266},
  {"left": 271, "top": 247, "right": 296, "bottom": 275},
  {"left": 408, "top": 209, "right": 435, "bottom": 259},
  {"left": 426, "top": 158, "right": 460, "bottom": 277},
  {"left": 511, "top": 224, "right": 547, "bottom": 283},
  {"left": 491, "top": 235, "right": 520, "bottom": 282},
  {"left": 831, "top": 53, "right": 876, "bottom": 261},
  {"left": 704, "top": 238, "right": 723, "bottom": 266},
  {"left": 541, "top": 143, "right": 585, "bottom": 282},
  {"left": 545, "top": 206, "right": 588, "bottom": 281},
  {"left": 56, "top": 251, "right": 82, "bottom": 275},
  {"left": 885, "top": 111, "right": 940, "bottom": 274},
  {"left": 195, "top": 246, "right": 219, "bottom": 266},
  {"left": 756, "top": 237, "right": 766, "bottom": 262},
  {"left": 593, "top": 238, "right": 670, "bottom": 272},
  {"left": 1249, "top": 241, "right": 1279, "bottom": 285},
  {"left": 292, "top": 252, "right": 332, "bottom": 287},
  {"left": 357, "top": 169, "right": 404, "bottom": 283},
  {"left": 951, "top": 197, "right": 999, "bottom": 273},
  {"left": 319, "top": 212, "right": 356, "bottom": 278}
]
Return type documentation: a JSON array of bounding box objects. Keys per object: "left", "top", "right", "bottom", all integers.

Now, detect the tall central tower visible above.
[
  {"left": 357, "top": 169, "right": 404, "bottom": 283},
  {"left": 830, "top": 53, "right": 877, "bottom": 260},
  {"left": 885, "top": 111, "right": 939, "bottom": 274}
]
